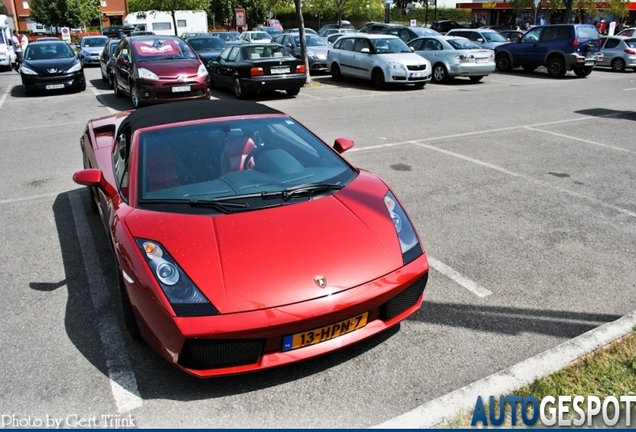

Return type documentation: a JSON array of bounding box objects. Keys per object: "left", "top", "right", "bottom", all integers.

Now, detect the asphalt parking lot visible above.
[{"left": 0, "top": 65, "right": 635, "bottom": 428}]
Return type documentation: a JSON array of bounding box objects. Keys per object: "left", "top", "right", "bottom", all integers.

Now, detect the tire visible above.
[
  {"left": 495, "top": 54, "right": 512, "bottom": 72},
  {"left": 522, "top": 65, "right": 537, "bottom": 72},
  {"left": 101, "top": 70, "right": 108, "bottom": 82},
  {"left": 573, "top": 66, "right": 593, "bottom": 77},
  {"left": 372, "top": 68, "right": 386, "bottom": 90},
  {"left": 469, "top": 76, "right": 483, "bottom": 82},
  {"left": 611, "top": 58, "right": 626, "bottom": 72},
  {"left": 88, "top": 187, "right": 98, "bottom": 213},
  {"left": 286, "top": 87, "right": 300, "bottom": 96},
  {"left": 331, "top": 63, "right": 343, "bottom": 82},
  {"left": 234, "top": 76, "right": 246, "bottom": 99},
  {"left": 131, "top": 85, "right": 142, "bottom": 108},
  {"left": 117, "top": 264, "right": 141, "bottom": 340},
  {"left": 108, "top": 72, "right": 114, "bottom": 89},
  {"left": 432, "top": 63, "right": 449, "bottom": 83},
  {"left": 547, "top": 56, "right": 566, "bottom": 78},
  {"left": 113, "top": 77, "right": 122, "bottom": 98},
  {"left": 413, "top": 82, "right": 426, "bottom": 88}
]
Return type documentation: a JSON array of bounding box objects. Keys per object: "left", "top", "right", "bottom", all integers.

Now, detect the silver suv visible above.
[{"left": 327, "top": 34, "right": 432, "bottom": 89}]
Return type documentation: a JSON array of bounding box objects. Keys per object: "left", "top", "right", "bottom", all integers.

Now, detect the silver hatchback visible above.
[
  {"left": 327, "top": 34, "right": 432, "bottom": 89},
  {"left": 597, "top": 36, "right": 636, "bottom": 72}
]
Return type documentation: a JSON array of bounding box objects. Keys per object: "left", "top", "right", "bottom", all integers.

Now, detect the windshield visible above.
[
  {"left": 188, "top": 37, "right": 226, "bottom": 51},
  {"left": 136, "top": 117, "right": 357, "bottom": 212},
  {"left": 81, "top": 37, "right": 109, "bottom": 47},
  {"left": 292, "top": 35, "right": 327, "bottom": 46},
  {"left": 482, "top": 32, "right": 507, "bottom": 42},
  {"left": 25, "top": 43, "right": 76, "bottom": 60},
  {"left": 250, "top": 32, "right": 272, "bottom": 41},
  {"left": 373, "top": 38, "right": 411, "bottom": 53},
  {"left": 213, "top": 32, "right": 240, "bottom": 41},
  {"left": 447, "top": 38, "right": 482, "bottom": 50},
  {"left": 131, "top": 37, "right": 197, "bottom": 60}
]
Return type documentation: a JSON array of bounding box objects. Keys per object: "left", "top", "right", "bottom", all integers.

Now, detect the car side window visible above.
[
  {"left": 522, "top": 27, "right": 541, "bottom": 43},
  {"left": 410, "top": 39, "right": 424, "bottom": 50},
  {"left": 228, "top": 47, "right": 240, "bottom": 62},
  {"left": 604, "top": 38, "right": 620, "bottom": 49},
  {"left": 113, "top": 132, "right": 130, "bottom": 199},
  {"left": 556, "top": 27, "right": 571, "bottom": 40},
  {"left": 342, "top": 38, "right": 355, "bottom": 51},
  {"left": 540, "top": 27, "right": 558, "bottom": 41},
  {"left": 354, "top": 38, "right": 371, "bottom": 52}
]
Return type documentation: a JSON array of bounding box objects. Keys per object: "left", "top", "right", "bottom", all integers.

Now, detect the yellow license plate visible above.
[{"left": 282, "top": 312, "right": 368, "bottom": 352}]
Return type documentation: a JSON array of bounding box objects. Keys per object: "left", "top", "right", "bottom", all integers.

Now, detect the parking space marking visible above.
[
  {"left": 0, "top": 85, "right": 10, "bottom": 111},
  {"left": 625, "top": 88, "right": 636, "bottom": 91},
  {"left": 69, "top": 190, "right": 142, "bottom": 413},
  {"left": 0, "top": 191, "right": 66, "bottom": 205},
  {"left": 90, "top": 86, "right": 118, "bottom": 114},
  {"left": 524, "top": 126, "right": 636, "bottom": 154},
  {"left": 413, "top": 142, "right": 636, "bottom": 219},
  {"left": 428, "top": 256, "right": 493, "bottom": 298}
]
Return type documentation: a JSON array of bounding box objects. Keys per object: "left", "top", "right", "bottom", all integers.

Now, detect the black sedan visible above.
[
  {"left": 183, "top": 35, "right": 227, "bottom": 70},
  {"left": 20, "top": 41, "right": 86, "bottom": 96},
  {"left": 208, "top": 43, "right": 306, "bottom": 99},
  {"left": 99, "top": 38, "right": 120, "bottom": 88}
]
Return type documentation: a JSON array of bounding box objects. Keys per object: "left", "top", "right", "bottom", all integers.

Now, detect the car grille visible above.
[
  {"left": 407, "top": 64, "right": 427, "bottom": 71},
  {"left": 380, "top": 274, "right": 428, "bottom": 321},
  {"left": 156, "top": 88, "right": 207, "bottom": 99},
  {"left": 178, "top": 338, "right": 265, "bottom": 370}
]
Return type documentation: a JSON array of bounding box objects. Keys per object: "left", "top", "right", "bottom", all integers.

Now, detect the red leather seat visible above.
[{"left": 223, "top": 136, "right": 255, "bottom": 172}]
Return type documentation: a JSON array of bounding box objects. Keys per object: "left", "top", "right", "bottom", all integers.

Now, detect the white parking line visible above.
[
  {"left": 0, "top": 191, "right": 65, "bottom": 205},
  {"left": 69, "top": 190, "right": 142, "bottom": 413},
  {"left": 427, "top": 257, "right": 493, "bottom": 298},
  {"left": 0, "top": 85, "right": 11, "bottom": 111},
  {"left": 524, "top": 126, "right": 636, "bottom": 154},
  {"left": 90, "top": 86, "right": 118, "bottom": 114}
]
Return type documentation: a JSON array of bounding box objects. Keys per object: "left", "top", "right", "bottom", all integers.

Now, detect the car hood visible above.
[
  {"left": 136, "top": 58, "right": 202, "bottom": 77},
  {"left": 81, "top": 47, "right": 105, "bottom": 55},
  {"left": 22, "top": 58, "right": 79, "bottom": 74},
  {"left": 124, "top": 172, "right": 406, "bottom": 314}
]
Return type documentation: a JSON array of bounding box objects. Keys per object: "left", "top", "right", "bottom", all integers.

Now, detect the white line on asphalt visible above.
[
  {"left": 427, "top": 257, "right": 493, "bottom": 298},
  {"left": 625, "top": 88, "right": 636, "bottom": 91},
  {"left": 0, "top": 191, "right": 66, "bottom": 205},
  {"left": 90, "top": 86, "right": 118, "bottom": 114},
  {"left": 372, "top": 308, "right": 636, "bottom": 428},
  {"left": 69, "top": 190, "right": 143, "bottom": 413},
  {"left": 0, "top": 85, "right": 11, "bottom": 111},
  {"left": 524, "top": 126, "right": 636, "bottom": 154},
  {"left": 414, "top": 142, "right": 636, "bottom": 219}
]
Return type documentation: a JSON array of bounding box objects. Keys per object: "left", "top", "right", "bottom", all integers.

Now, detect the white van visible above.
[
  {"left": 0, "top": 14, "right": 17, "bottom": 71},
  {"left": 123, "top": 10, "right": 208, "bottom": 37}
]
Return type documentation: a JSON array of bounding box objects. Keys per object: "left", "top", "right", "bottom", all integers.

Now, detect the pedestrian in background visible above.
[
  {"left": 11, "top": 30, "right": 22, "bottom": 66},
  {"left": 540, "top": 16, "right": 546, "bottom": 26},
  {"left": 20, "top": 33, "right": 28, "bottom": 52}
]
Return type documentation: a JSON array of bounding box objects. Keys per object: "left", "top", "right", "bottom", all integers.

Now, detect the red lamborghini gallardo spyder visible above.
[{"left": 73, "top": 100, "right": 429, "bottom": 377}]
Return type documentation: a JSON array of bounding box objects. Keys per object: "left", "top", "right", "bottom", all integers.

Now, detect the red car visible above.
[
  {"left": 73, "top": 100, "right": 429, "bottom": 378},
  {"left": 112, "top": 35, "right": 210, "bottom": 108}
]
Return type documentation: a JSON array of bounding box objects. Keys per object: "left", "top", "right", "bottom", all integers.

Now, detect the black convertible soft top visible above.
[{"left": 118, "top": 100, "right": 283, "bottom": 136}]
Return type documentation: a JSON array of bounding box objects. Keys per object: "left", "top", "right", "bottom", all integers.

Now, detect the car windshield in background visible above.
[
  {"left": 482, "top": 32, "right": 507, "bottom": 42},
  {"left": 212, "top": 32, "right": 240, "bottom": 41},
  {"left": 292, "top": 35, "right": 328, "bottom": 46},
  {"left": 188, "top": 37, "right": 226, "bottom": 51},
  {"left": 131, "top": 38, "right": 198, "bottom": 60},
  {"left": 373, "top": 38, "right": 412, "bottom": 53},
  {"left": 447, "top": 38, "right": 482, "bottom": 50},
  {"left": 82, "top": 37, "right": 109, "bottom": 47},
  {"left": 25, "top": 43, "right": 76, "bottom": 60},
  {"left": 137, "top": 117, "right": 356, "bottom": 208},
  {"left": 251, "top": 32, "right": 272, "bottom": 41}
]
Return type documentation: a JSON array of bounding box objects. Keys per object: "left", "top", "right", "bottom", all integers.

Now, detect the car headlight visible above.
[
  {"left": 137, "top": 67, "right": 158, "bottom": 80},
  {"left": 66, "top": 62, "right": 82, "bottom": 73},
  {"left": 384, "top": 191, "right": 422, "bottom": 265},
  {"left": 197, "top": 63, "right": 208, "bottom": 77},
  {"left": 308, "top": 50, "right": 318, "bottom": 59},
  {"left": 20, "top": 65, "right": 38, "bottom": 75},
  {"left": 135, "top": 239, "right": 219, "bottom": 316},
  {"left": 387, "top": 61, "right": 405, "bottom": 71}
]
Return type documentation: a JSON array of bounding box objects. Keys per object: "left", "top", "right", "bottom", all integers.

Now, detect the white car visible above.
[
  {"left": 238, "top": 31, "right": 272, "bottom": 43},
  {"left": 327, "top": 34, "right": 431, "bottom": 89}
]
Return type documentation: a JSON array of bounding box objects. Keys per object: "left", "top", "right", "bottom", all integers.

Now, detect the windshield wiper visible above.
[
  {"left": 140, "top": 198, "right": 248, "bottom": 214},
  {"left": 261, "top": 183, "right": 343, "bottom": 201}
]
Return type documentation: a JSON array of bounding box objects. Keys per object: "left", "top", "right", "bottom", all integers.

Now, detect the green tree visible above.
[
  {"left": 29, "top": 0, "right": 67, "bottom": 26},
  {"left": 0, "top": 2, "right": 9, "bottom": 15},
  {"left": 605, "top": 0, "right": 628, "bottom": 21},
  {"left": 66, "top": 0, "right": 101, "bottom": 27},
  {"left": 129, "top": 0, "right": 211, "bottom": 33}
]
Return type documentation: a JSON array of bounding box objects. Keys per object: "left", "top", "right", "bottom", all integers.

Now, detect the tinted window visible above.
[
  {"left": 131, "top": 37, "right": 197, "bottom": 60},
  {"left": 626, "top": 39, "right": 636, "bottom": 48},
  {"left": 576, "top": 26, "right": 599, "bottom": 40},
  {"left": 604, "top": 38, "right": 620, "bottom": 49}
]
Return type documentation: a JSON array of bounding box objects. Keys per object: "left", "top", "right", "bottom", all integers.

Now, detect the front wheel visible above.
[
  {"left": 331, "top": 63, "right": 343, "bottom": 82},
  {"left": 286, "top": 87, "right": 300, "bottom": 96},
  {"left": 131, "top": 85, "right": 142, "bottom": 108},
  {"left": 496, "top": 54, "right": 512, "bottom": 72},
  {"left": 547, "top": 57, "right": 566, "bottom": 78},
  {"left": 113, "top": 76, "right": 122, "bottom": 98},
  {"left": 117, "top": 264, "right": 141, "bottom": 340},
  {"left": 372, "top": 68, "right": 386, "bottom": 90}
]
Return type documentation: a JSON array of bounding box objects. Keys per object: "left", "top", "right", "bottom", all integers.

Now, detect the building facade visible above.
[{"left": 3, "top": 0, "right": 128, "bottom": 32}]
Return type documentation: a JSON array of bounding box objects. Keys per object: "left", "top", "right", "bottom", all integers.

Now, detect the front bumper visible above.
[
  {"left": 21, "top": 71, "right": 86, "bottom": 92},
  {"left": 388, "top": 66, "right": 432, "bottom": 84},
  {"left": 135, "top": 77, "right": 210, "bottom": 104},
  {"left": 80, "top": 54, "right": 101, "bottom": 66},
  {"left": 126, "top": 253, "right": 429, "bottom": 377}
]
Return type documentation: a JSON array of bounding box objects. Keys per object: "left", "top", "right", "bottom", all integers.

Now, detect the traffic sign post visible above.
[{"left": 533, "top": 0, "right": 541, "bottom": 25}]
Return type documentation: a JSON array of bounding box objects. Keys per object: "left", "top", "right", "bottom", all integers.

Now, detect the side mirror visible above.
[
  {"left": 360, "top": 47, "right": 370, "bottom": 54},
  {"left": 477, "top": 38, "right": 484, "bottom": 42},
  {"left": 333, "top": 138, "right": 354, "bottom": 154},
  {"left": 73, "top": 169, "right": 117, "bottom": 199},
  {"left": 410, "top": 46, "right": 415, "bottom": 51}
]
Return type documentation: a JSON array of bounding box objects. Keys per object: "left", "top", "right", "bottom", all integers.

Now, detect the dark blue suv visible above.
[{"left": 494, "top": 24, "right": 602, "bottom": 77}]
